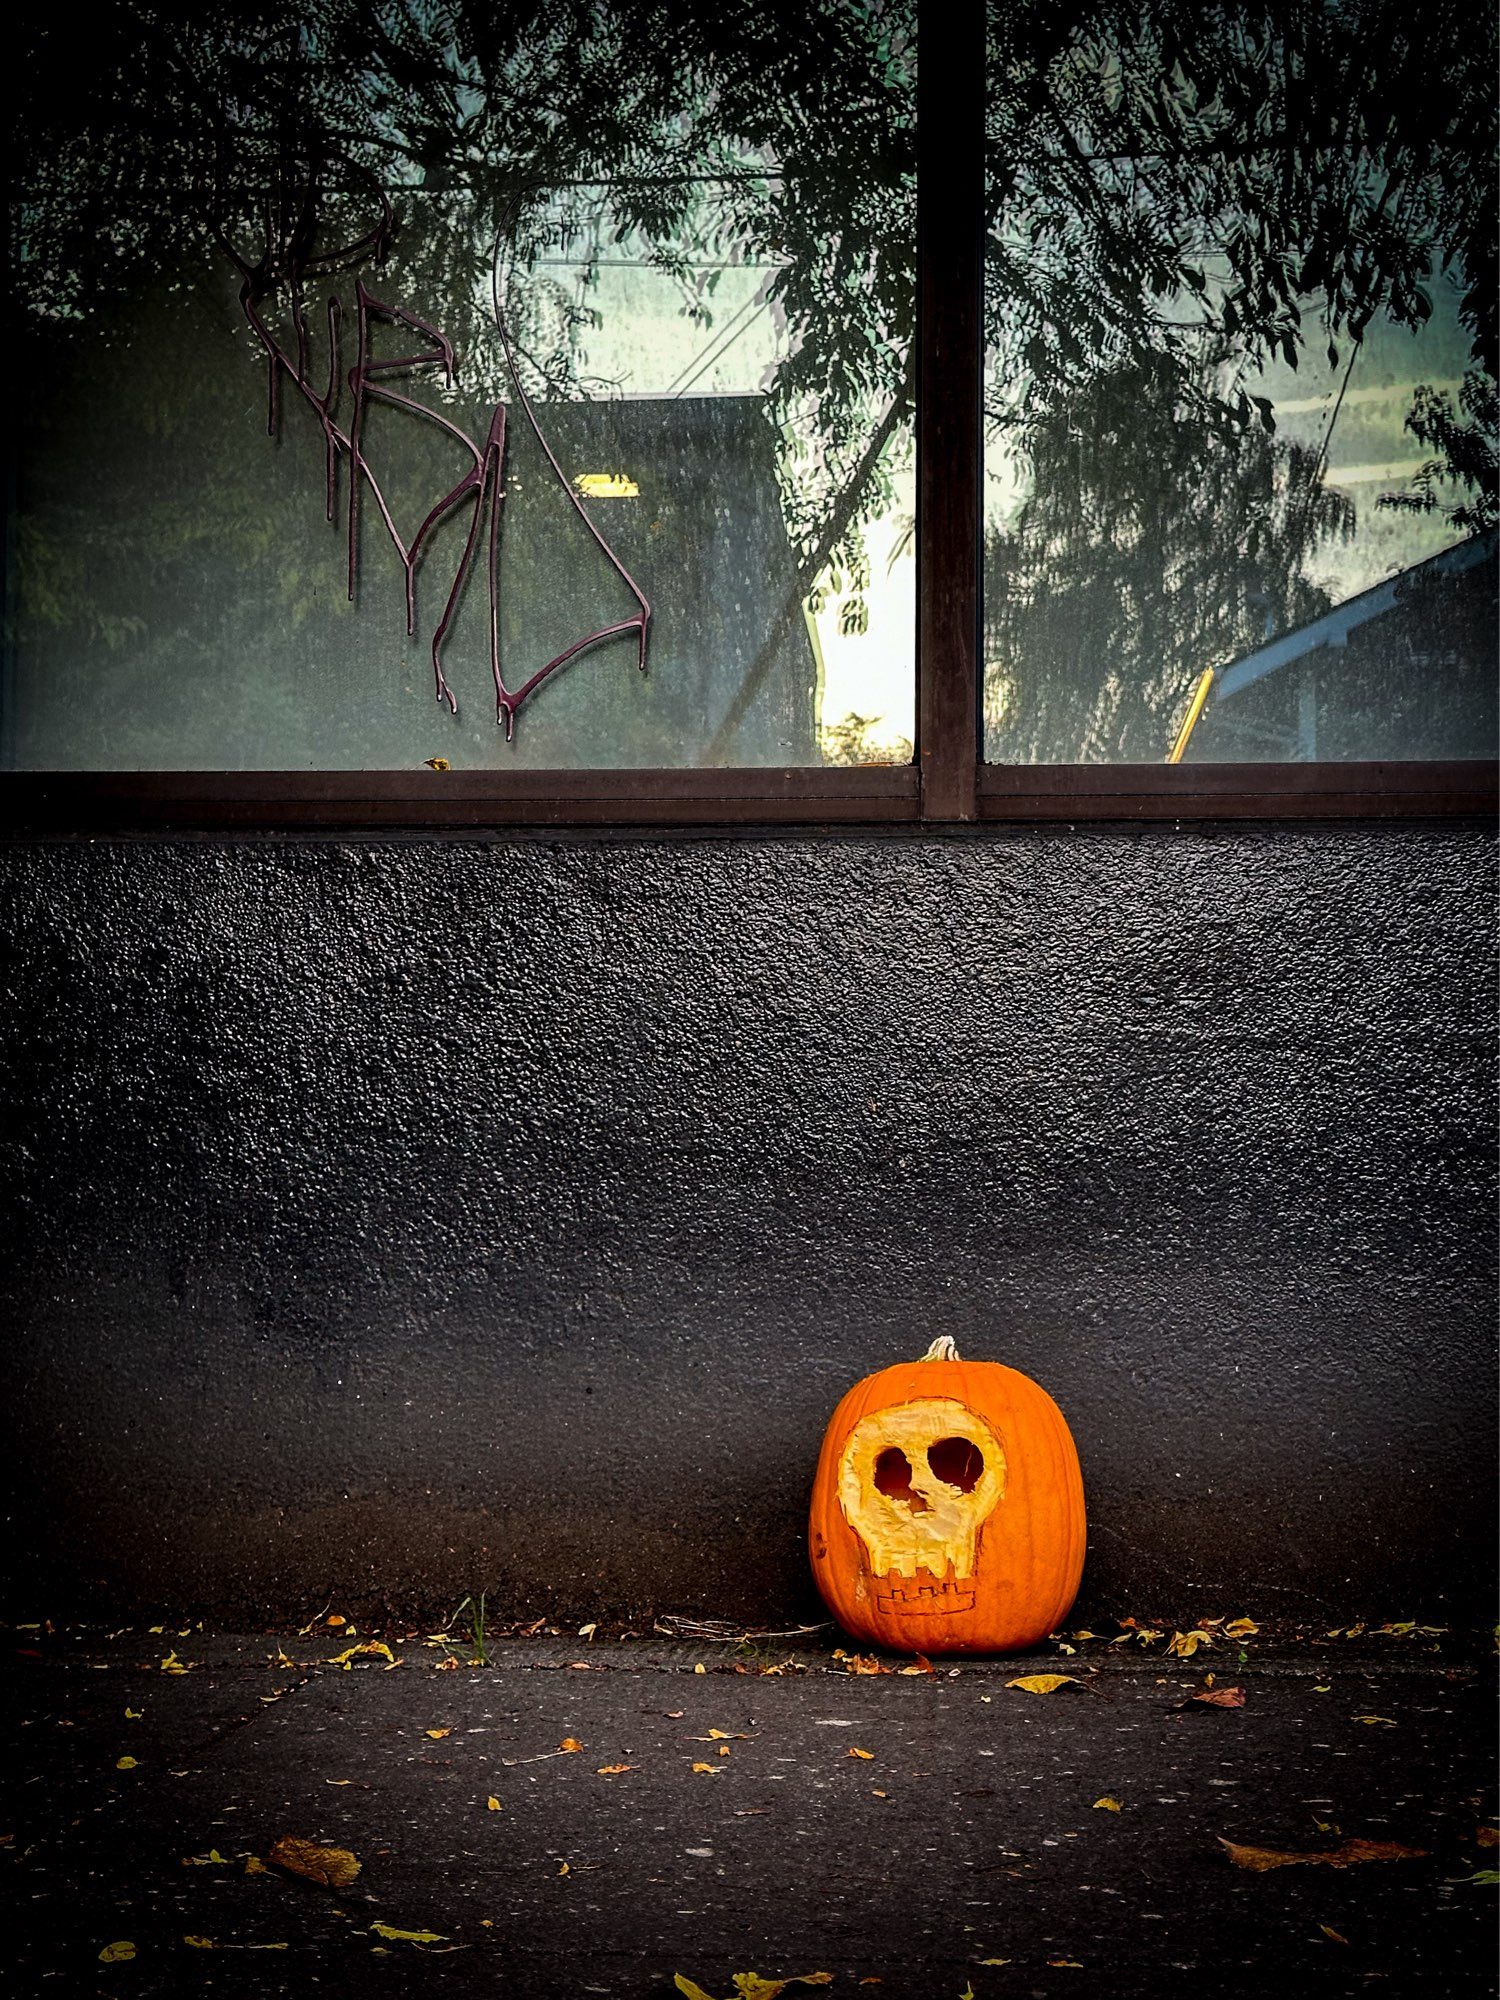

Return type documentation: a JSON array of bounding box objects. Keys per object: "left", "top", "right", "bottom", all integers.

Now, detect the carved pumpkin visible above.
[{"left": 808, "top": 1337, "right": 1085, "bottom": 1654}]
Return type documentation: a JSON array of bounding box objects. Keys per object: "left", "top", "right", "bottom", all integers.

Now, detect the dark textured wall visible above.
[{"left": 1, "top": 828, "right": 1494, "bottom": 1626}]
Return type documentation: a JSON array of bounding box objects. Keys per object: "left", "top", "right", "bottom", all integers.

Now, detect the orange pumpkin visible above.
[{"left": 808, "top": 1336, "right": 1085, "bottom": 1654}]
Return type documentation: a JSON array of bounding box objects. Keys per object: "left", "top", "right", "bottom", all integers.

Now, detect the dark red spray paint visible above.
[{"left": 224, "top": 173, "right": 651, "bottom": 737}]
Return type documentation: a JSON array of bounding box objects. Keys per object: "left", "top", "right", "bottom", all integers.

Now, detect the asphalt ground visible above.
[{"left": 3, "top": 1624, "right": 1495, "bottom": 1999}]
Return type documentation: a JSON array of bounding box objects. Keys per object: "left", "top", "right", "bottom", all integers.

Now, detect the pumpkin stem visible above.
[{"left": 919, "top": 1336, "right": 961, "bottom": 1362}]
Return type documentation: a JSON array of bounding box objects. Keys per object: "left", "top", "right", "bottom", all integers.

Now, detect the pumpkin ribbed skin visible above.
[{"left": 807, "top": 1348, "right": 1085, "bottom": 1655}]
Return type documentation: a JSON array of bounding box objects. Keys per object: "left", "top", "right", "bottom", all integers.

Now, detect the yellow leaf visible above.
[
  {"left": 1320, "top": 1925, "right": 1350, "bottom": 1944},
  {"left": 1093, "top": 1797, "right": 1122, "bottom": 1812},
  {"left": 247, "top": 1943, "right": 289, "bottom": 1950},
  {"left": 1224, "top": 1617, "right": 1260, "bottom": 1639},
  {"left": 1313, "top": 1684, "right": 1332, "bottom": 1693},
  {"left": 327, "top": 1613, "right": 346, "bottom": 1627},
  {"left": 267, "top": 1836, "right": 361, "bottom": 1889},
  {"left": 159, "top": 1651, "right": 189, "bottom": 1675},
  {"left": 847, "top": 1746, "right": 875, "bottom": 1760},
  {"left": 557, "top": 1861, "right": 571, "bottom": 1876},
  {"left": 979, "top": 1959, "right": 1011, "bottom": 1966},
  {"left": 559, "top": 1737, "right": 583, "bottom": 1753},
  {"left": 706, "top": 1728, "right": 743, "bottom": 1740},
  {"left": 124, "top": 1708, "right": 142, "bottom": 1720},
  {"left": 99, "top": 1941, "right": 136, "bottom": 1963},
  {"left": 1048, "top": 1960, "right": 1083, "bottom": 1968},
  {"left": 115, "top": 1756, "right": 138, "bottom": 1771},
  {"left": 184, "top": 1936, "right": 216, "bottom": 1950},
  {"left": 674, "top": 1979, "right": 717, "bottom": 2000},
  {"left": 596, "top": 1763, "right": 633, "bottom": 1775},
  {"left": 1218, "top": 1835, "right": 1426, "bottom": 1872},
  {"left": 425, "top": 1728, "right": 452, "bottom": 1740},
  {"left": 692, "top": 1762, "right": 720, "bottom": 1774},
  {"left": 182, "top": 1849, "right": 229, "bottom": 1867},
  {"left": 1354, "top": 1715, "right": 1397, "bottom": 1727},
  {"left": 486, "top": 1796, "right": 502, "bottom": 1812},
  {"left": 423, "top": 757, "right": 451, "bottom": 772},
  {"left": 244, "top": 1855, "right": 268, "bottom": 1876},
  {"left": 1005, "top": 1674, "right": 1081, "bottom": 1694},
  {"left": 331, "top": 1640, "right": 396, "bottom": 1669},
  {"left": 148, "top": 1625, "right": 164, "bottom": 1634},
  {"left": 694, "top": 1663, "right": 707, "bottom": 1674},
  {"left": 370, "top": 1923, "right": 447, "bottom": 1944},
  {"left": 730, "top": 1979, "right": 833, "bottom": 1998},
  {"left": 1167, "top": 1629, "right": 1212, "bottom": 1658}
]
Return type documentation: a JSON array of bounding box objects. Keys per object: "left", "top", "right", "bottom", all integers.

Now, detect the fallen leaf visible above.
[
  {"left": 898, "top": 1653, "right": 936, "bottom": 1675},
  {"left": 596, "top": 1763, "right": 633, "bottom": 1775},
  {"left": 731, "top": 1978, "right": 834, "bottom": 1999},
  {"left": 267, "top": 1835, "right": 361, "bottom": 1889},
  {"left": 1218, "top": 1835, "right": 1426, "bottom": 1872},
  {"left": 837, "top": 1652, "right": 891, "bottom": 1676},
  {"left": 1456, "top": 1869, "right": 1500, "bottom": 1886},
  {"left": 559, "top": 1737, "right": 584, "bottom": 1754},
  {"left": 718, "top": 1745, "right": 732, "bottom": 1757},
  {"left": 1093, "top": 1797, "right": 1123, "bottom": 1812},
  {"left": 978, "top": 1959, "right": 1011, "bottom": 1966},
  {"left": 425, "top": 1728, "right": 452, "bottom": 1740},
  {"left": 1048, "top": 1959, "right": 1083, "bottom": 1968},
  {"left": 578, "top": 1622, "right": 598, "bottom": 1641},
  {"left": 1167, "top": 1629, "right": 1213, "bottom": 1658},
  {"left": 184, "top": 1936, "right": 216, "bottom": 1950},
  {"left": 1187, "top": 1686, "right": 1246, "bottom": 1709},
  {"left": 1223, "top": 1617, "right": 1260, "bottom": 1639},
  {"left": 423, "top": 758, "right": 450, "bottom": 772},
  {"left": 244, "top": 1855, "right": 268, "bottom": 1876},
  {"left": 486, "top": 1796, "right": 502, "bottom": 1812},
  {"left": 1477, "top": 1827, "right": 1499, "bottom": 1849},
  {"left": 370, "top": 1922, "right": 446, "bottom": 1944},
  {"left": 557, "top": 1861, "right": 571, "bottom": 1876},
  {"left": 674, "top": 1979, "right": 716, "bottom": 2000},
  {"left": 691, "top": 1762, "right": 720, "bottom": 1774},
  {"left": 1353, "top": 1715, "right": 1397, "bottom": 1727},
  {"left": 1313, "top": 1683, "right": 1332, "bottom": 1693},
  {"left": 159, "top": 1651, "right": 190, "bottom": 1675},
  {"left": 694, "top": 1663, "right": 707, "bottom": 1675},
  {"left": 181, "top": 1849, "right": 230, "bottom": 1867},
  {"left": 327, "top": 1614, "right": 346, "bottom": 1627},
  {"left": 1006, "top": 1674, "right": 1081, "bottom": 1694},
  {"left": 115, "top": 1756, "right": 138, "bottom": 1771},
  {"left": 847, "top": 1746, "right": 875, "bottom": 1760},
  {"left": 99, "top": 1942, "right": 136, "bottom": 1963},
  {"left": 703, "top": 1729, "right": 750, "bottom": 1741},
  {"left": 331, "top": 1640, "right": 396, "bottom": 1670},
  {"left": 1320, "top": 1925, "right": 1349, "bottom": 1944},
  {"left": 124, "top": 1708, "right": 142, "bottom": 1721}
]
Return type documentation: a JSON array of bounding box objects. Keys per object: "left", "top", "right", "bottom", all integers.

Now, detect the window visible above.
[{"left": 4, "top": 1, "right": 1494, "bottom": 828}]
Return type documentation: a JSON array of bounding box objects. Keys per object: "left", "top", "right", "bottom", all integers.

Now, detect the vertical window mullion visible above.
[{"left": 916, "top": 0, "right": 984, "bottom": 821}]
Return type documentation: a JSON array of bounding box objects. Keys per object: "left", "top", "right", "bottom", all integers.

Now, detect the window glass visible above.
[
  {"left": 984, "top": 2, "right": 1497, "bottom": 764},
  {"left": 6, "top": 4, "right": 914, "bottom": 771}
]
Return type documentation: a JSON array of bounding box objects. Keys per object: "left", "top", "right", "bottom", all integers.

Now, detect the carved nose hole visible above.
[
  {"left": 928, "top": 1436, "right": 984, "bottom": 1492},
  {"left": 873, "top": 1447, "right": 929, "bottom": 1513}
]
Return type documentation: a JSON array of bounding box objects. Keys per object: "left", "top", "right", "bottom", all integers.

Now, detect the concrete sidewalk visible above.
[{"left": 5, "top": 1624, "right": 1494, "bottom": 1998}]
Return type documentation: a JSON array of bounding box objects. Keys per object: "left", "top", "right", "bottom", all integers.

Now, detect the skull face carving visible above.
[{"left": 837, "top": 1397, "right": 1005, "bottom": 1615}]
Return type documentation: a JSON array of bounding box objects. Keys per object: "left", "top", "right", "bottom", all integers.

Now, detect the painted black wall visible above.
[{"left": 1, "top": 828, "right": 1494, "bottom": 1627}]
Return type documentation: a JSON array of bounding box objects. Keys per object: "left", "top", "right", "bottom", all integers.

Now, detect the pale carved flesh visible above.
[{"left": 836, "top": 1398, "right": 1006, "bottom": 1615}]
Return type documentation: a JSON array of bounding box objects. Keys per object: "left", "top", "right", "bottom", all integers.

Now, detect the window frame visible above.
[{"left": 3, "top": 0, "right": 1495, "bottom": 834}]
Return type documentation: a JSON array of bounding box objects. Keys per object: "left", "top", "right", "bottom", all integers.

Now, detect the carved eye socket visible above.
[
  {"left": 873, "top": 1446, "right": 929, "bottom": 1513},
  {"left": 928, "top": 1436, "right": 984, "bottom": 1492}
]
